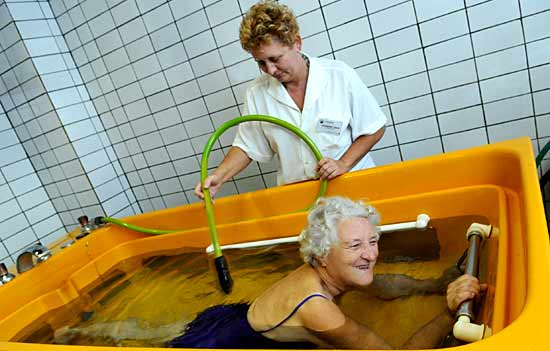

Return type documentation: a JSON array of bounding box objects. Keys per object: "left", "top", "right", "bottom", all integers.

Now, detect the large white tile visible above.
[
  {"left": 519, "top": 0, "right": 550, "bottom": 16},
  {"left": 369, "top": 1, "right": 416, "bottom": 37},
  {"left": 81, "top": 0, "right": 108, "bottom": 20},
  {"left": 170, "top": 0, "right": 203, "bottom": 21},
  {"left": 429, "top": 59, "right": 477, "bottom": 91},
  {"left": 369, "top": 146, "right": 401, "bottom": 166},
  {"left": 530, "top": 64, "right": 550, "bottom": 91},
  {"left": 111, "top": 0, "right": 140, "bottom": 26},
  {"left": 68, "top": 6, "right": 85, "bottom": 27},
  {"left": 433, "top": 83, "right": 481, "bottom": 113},
  {"left": 135, "top": 0, "right": 165, "bottom": 14},
  {"left": 190, "top": 50, "right": 223, "bottom": 76},
  {"left": 226, "top": 59, "right": 259, "bottom": 86},
  {"left": 143, "top": 4, "right": 173, "bottom": 33},
  {"left": 484, "top": 94, "right": 533, "bottom": 125},
  {"left": 6, "top": 2, "right": 43, "bottom": 20},
  {"left": 212, "top": 17, "right": 240, "bottom": 47},
  {"left": 375, "top": 26, "right": 420, "bottom": 59},
  {"left": 414, "top": 0, "right": 463, "bottom": 22},
  {"left": 395, "top": 116, "right": 440, "bottom": 143},
  {"left": 400, "top": 137, "right": 443, "bottom": 160},
  {"left": 438, "top": 105, "right": 485, "bottom": 134},
  {"left": 467, "top": 0, "right": 520, "bottom": 32},
  {"left": 442, "top": 128, "right": 488, "bottom": 152},
  {"left": 4, "top": 228, "right": 38, "bottom": 253},
  {"left": 480, "top": 70, "right": 530, "bottom": 102},
  {"left": 523, "top": 11, "right": 550, "bottom": 42},
  {"left": 425, "top": 35, "right": 472, "bottom": 69},
  {"left": 323, "top": 0, "right": 366, "bottom": 28},
  {"left": 9, "top": 173, "right": 42, "bottom": 197},
  {"left": 534, "top": 90, "right": 550, "bottom": 115},
  {"left": 177, "top": 98, "right": 208, "bottom": 122},
  {"left": 527, "top": 38, "right": 550, "bottom": 67},
  {"left": 160, "top": 123, "right": 188, "bottom": 144},
  {"left": 172, "top": 80, "right": 202, "bottom": 105},
  {"left": 477, "top": 46, "right": 527, "bottom": 80},
  {"left": 176, "top": 10, "right": 209, "bottom": 39},
  {"left": 102, "top": 47, "right": 130, "bottom": 72},
  {"left": 219, "top": 41, "right": 249, "bottom": 66},
  {"left": 120, "top": 60, "right": 148, "bottom": 84},
  {"left": 204, "top": 88, "right": 236, "bottom": 112},
  {"left": 334, "top": 40, "right": 376, "bottom": 68},
  {"left": 487, "top": 117, "right": 536, "bottom": 142},
  {"left": 184, "top": 30, "right": 216, "bottom": 58},
  {"left": 380, "top": 49, "right": 426, "bottom": 81},
  {"left": 164, "top": 62, "right": 194, "bottom": 87},
  {"left": 88, "top": 11, "right": 115, "bottom": 37},
  {"left": 385, "top": 72, "right": 431, "bottom": 102},
  {"left": 147, "top": 90, "right": 176, "bottom": 113},
  {"left": 118, "top": 17, "right": 147, "bottom": 44},
  {"left": 205, "top": 0, "right": 241, "bottom": 27},
  {"left": 391, "top": 94, "right": 435, "bottom": 123},
  {"left": 419, "top": 10, "right": 468, "bottom": 46},
  {"left": 157, "top": 43, "right": 188, "bottom": 69},
  {"left": 198, "top": 69, "right": 230, "bottom": 94},
  {"left": 329, "top": 17, "right": 371, "bottom": 51},
  {"left": 297, "top": 9, "right": 325, "bottom": 38},
  {"left": 25, "top": 37, "right": 60, "bottom": 56},
  {"left": 126, "top": 36, "right": 154, "bottom": 62},
  {"left": 471, "top": 20, "right": 523, "bottom": 56},
  {"left": 96, "top": 30, "right": 123, "bottom": 55},
  {"left": 536, "top": 114, "right": 550, "bottom": 138}
]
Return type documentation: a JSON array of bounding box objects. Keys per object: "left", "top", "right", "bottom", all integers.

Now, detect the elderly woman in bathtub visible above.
[{"left": 56, "top": 196, "right": 484, "bottom": 349}]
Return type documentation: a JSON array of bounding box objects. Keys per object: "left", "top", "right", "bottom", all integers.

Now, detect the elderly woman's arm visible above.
[
  {"left": 298, "top": 296, "right": 393, "bottom": 349},
  {"left": 299, "top": 274, "right": 485, "bottom": 349}
]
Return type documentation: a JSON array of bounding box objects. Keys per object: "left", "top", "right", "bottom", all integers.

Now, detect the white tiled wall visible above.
[{"left": 0, "top": 0, "right": 549, "bottom": 263}]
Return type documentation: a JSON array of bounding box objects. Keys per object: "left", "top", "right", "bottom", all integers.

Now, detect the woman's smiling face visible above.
[{"left": 323, "top": 217, "right": 379, "bottom": 289}]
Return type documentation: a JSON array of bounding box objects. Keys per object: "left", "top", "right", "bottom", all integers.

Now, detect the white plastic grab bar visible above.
[{"left": 206, "top": 214, "right": 430, "bottom": 254}]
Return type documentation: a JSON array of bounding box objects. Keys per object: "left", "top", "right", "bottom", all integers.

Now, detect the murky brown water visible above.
[{"left": 20, "top": 215, "right": 489, "bottom": 348}]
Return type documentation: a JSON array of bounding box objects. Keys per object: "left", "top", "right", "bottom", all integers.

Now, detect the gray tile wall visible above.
[{"left": 0, "top": 0, "right": 549, "bottom": 263}]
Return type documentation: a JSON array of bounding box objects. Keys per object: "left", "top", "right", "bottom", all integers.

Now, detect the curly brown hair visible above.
[{"left": 239, "top": 0, "right": 300, "bottom": 52}]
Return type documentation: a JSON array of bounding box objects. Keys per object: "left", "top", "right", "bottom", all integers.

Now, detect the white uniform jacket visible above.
[{"left": 233, "top": 54, "right": 387, "bottom": 185}]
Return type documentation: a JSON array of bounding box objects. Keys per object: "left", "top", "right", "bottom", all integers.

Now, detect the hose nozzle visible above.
[{"left": 214, "top": 256, "right": 233, "bottom": 294}]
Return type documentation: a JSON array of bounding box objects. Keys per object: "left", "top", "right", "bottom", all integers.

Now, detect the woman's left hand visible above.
[{"left": 316, "top": 158, "right": 349, "bottom": 179}]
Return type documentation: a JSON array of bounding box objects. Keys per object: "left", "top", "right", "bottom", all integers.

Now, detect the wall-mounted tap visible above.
[
  {"left": 16, "top": 242, "right": 52, "bottom": 274},
  {"left": 0, "top": 263, "right": 15, "bottom": 285},
  {"left": 76, "top": 215, "right": 97, "bottom": 239}
]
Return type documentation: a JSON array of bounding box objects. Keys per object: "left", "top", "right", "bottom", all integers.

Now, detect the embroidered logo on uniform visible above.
[{"left": 317, "top": 118, "right": 343, "bottom": 135}]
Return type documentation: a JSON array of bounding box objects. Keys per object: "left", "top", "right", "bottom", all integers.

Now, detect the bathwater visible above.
[{"left": 19, "top": 215, "right": 492, "bottom": 347}]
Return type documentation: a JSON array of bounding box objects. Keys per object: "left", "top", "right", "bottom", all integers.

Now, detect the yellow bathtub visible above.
[{"left": 0, "top": 137, "right": 548, "bottom": 350}]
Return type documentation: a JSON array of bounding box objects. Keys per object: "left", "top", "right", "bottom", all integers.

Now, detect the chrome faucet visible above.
[
  {"left": 0, "top": 262, "right": 15, "bottom": 285},
  {"left": 76, "top": 215, "right": 98, "bottom": 239},
  {"left": 16, "top": 242, "right": 52, "bottom": 274}
]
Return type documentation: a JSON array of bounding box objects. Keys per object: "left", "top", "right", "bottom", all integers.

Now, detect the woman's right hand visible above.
[
  {"left": 446, "top": 274, "right": 487, "bottom": 313},
  {"left": 194, "top": 175, "right": 223, "bottom": 200}
]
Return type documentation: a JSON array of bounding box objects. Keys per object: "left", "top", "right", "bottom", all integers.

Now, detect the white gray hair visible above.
[{"left": 299, "top": 196, "right": 380, "bottom": 266}]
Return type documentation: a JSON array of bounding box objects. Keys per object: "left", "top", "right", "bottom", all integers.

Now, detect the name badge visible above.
[{"left": 316, "top": 118, "right": 343, "bottom": 135}]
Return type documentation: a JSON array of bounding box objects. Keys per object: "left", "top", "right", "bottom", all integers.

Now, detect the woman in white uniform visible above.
[{"left": 195, "top": 0, "right": 386, "bottom": 199}]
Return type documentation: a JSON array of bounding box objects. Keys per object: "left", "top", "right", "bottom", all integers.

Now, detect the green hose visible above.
[
  {"left": 95, "top": 115, "right": 328, "bottom": 293},
  {"left": 201, "top": 115, "right": 327, "bottom": 293},
  {"left": 200, "top": 114, "right": 327, "bottom": 258},
  {"left": 100, "top": 217, "right": 178, "bottom": 235},
  {"left": 536, "top": 140, "right": 550, "bottom": 167}
]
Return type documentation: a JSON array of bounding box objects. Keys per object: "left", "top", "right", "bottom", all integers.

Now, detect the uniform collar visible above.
[{"left": 265, "top": 52, "right": 328, "bottom": 112}]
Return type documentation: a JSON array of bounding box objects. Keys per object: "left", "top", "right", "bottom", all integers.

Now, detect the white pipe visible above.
[
  {"left": 205, "top": 213, "right": 430, "bottom": 254},
  {"left": 453, "top": 315, "right": 492, "bottom": 342}
]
